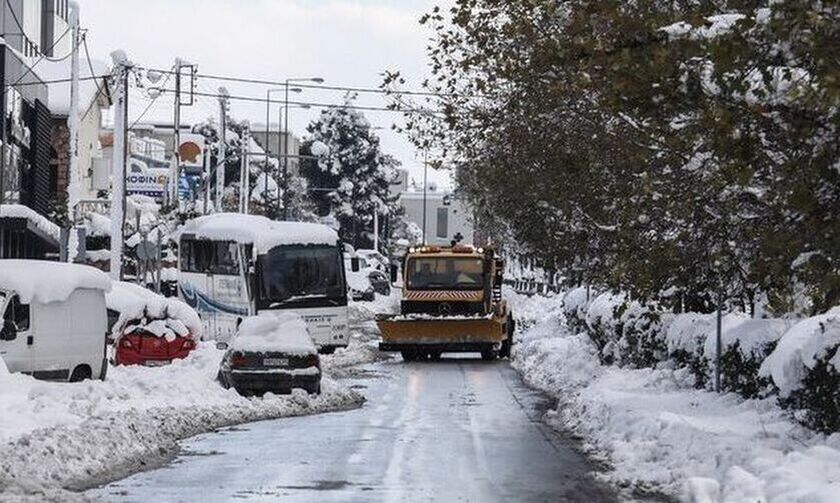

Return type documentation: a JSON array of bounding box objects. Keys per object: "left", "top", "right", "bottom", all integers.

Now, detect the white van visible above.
[{"left": 0, "top": 260, "right": 111, "bottom": 382}]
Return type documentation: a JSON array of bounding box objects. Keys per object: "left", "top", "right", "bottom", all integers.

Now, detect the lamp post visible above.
[
  {"left": 283, "top": 77, "right": 324, "bottom": 220},
  {"left": 265, "top": 88, "right": 300, "bottom": 217}
]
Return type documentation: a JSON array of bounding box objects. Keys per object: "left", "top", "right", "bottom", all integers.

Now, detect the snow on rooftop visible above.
[
  {"left": 37, "top": 57, "right": 109, "bottom": 117},
  {"left": 0, "top": 204, "right": 60, "bottom": 241},
  {"left": 0, "top": 260, "right": 111, "bottom": 304},
  {"left": 177, "top": 213, "right": 339, "bottom": 253},
  {"left": 231, "top": 312, "right": 316, "bottom": 355}
]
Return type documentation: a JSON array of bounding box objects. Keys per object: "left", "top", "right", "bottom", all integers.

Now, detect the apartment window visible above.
[{"left": 436, "top": 207, "right": 449, "bottom": 239}]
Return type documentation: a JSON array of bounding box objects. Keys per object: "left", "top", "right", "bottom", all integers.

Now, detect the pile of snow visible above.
[
  {"left": 177, "top": 213, "right": 339, "bottom": 254},
  {"left": 703, "top": 317, "right": 791, "bottom": 361},
  {"left": 85, "top": 212, "right": 112, "bottom": 237},
  {"left": 760, "top": 307, "right": 840, "bottom": 396},
  {"left": 0, "top": 343, "right": 362, "bottom": 500},
  {"left": 107, "top": 282, "right": 202, "bottom": 340},
  {"left": 0, "top": 260, "right": 111, "bottom": 304},
  {"left": 0, "top": 205, "right": 60, "bottom": 241},
  {"left": 231, "top": 313, "right": 315, "bottom": 355},
  {"left": 508, "top": 292, "right": 840, "bottom": 501}
]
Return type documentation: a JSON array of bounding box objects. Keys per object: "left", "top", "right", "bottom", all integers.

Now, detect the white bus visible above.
[{"left": 177, "top": 213, "right": 349, "bottom": 353}]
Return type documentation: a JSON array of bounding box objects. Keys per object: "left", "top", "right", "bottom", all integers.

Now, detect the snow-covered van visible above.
[
  {"left": 176, "top": 213, "right": 350, "bottom": 353},
  {"left": 0, "top": 260, "right": 111, "bottom": 382}
]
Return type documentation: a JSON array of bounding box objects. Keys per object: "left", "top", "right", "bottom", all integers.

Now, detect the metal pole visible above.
[
  {"left": 203, "top": 139, "right": 209, "bottom": 214},
  {"left": 171, "top": 59, "right": 182, "bottom": 206},
  {"left": 241, "top": 125, "right": 250, "bottom": 214},
  {"left": 422, "top": 149, "right": 428, "bottom": 245},
  {"left": 67, "top": 3, "right": 81, "bottom": 247},
  {"left": 110, "top": 64, "right": 128, "bottom": 280},
  {"left": 264, "top": 89, "right": 271, "bottom": 209},
  {"left": 216, "top": 88, "right": 228, "bottom": 209},
  {"left": 715, "top": 293, "right": 723, "bottom": 392},
  {"left": 277, "top": 104, "right": 283, "bottom": 217},
  {"left": 282, "top": 81, "right": 290, "bottom": 220},
  {"left": 373, "top": 209, "right": 379, "bottom": 252}
]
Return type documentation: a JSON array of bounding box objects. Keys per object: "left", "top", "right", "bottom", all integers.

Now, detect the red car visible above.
[
  {"left": 107, "top": 282, "right": 202, "bottom": 366},
  {"left": 115, "top": 330, "right": 196, "bottom": 366}
]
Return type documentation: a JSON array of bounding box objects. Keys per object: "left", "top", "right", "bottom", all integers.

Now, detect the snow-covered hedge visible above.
[
  {"left": 760, "top": 308, "right": 840, "bottom": 432},
  {"left": 558, "top": 288, "right": 840, "bottom": 432}
]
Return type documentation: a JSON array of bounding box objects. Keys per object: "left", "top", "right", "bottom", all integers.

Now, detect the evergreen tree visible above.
[{"left": 299, "top": 96, "right": 401, "bottom": 248}]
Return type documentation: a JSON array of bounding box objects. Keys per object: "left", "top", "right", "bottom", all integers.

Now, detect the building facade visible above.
[{"left": 399, "top": 189, "right": 474, "bottom": 247}]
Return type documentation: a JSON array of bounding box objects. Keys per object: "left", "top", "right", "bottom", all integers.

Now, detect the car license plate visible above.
[{"left": 263, "top": 358, "right": 288, "bottom": 367}]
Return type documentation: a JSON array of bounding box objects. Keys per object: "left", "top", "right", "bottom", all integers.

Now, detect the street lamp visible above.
[
  {"left": 265, "top": 87, "right": 300, "bottom": 216},
  {"left": 283, "top": 77, "right": 324, "bottom": 220}
]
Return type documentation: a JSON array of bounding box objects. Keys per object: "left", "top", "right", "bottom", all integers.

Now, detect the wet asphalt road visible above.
[{"left": 88, "top": 357, "right": 616, "bottom": 502}]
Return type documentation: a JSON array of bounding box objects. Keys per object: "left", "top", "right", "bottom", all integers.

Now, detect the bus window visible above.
[
  {"left": 215, "top": 242, "right": 239, "bottom": 275},
  {"left": 180, "top": 239, "right": 239, "bottom": 275}
]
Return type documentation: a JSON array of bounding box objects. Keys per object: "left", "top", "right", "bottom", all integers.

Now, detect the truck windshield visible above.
[
  {"left": 407, "top": 257, "right": 484, "bottom": 290},
  {"left": 257, "top": 245, "right": 346, "bottom": 308}
]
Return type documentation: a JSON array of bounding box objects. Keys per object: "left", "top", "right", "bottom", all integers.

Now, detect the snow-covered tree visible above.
[{"left": 299, "top": 96, "right": 400, "bottom": 248}]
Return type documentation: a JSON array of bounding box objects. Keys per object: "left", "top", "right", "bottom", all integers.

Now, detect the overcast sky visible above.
[{"left": 77, "top": 0, "right": 451, "bottom": 188}]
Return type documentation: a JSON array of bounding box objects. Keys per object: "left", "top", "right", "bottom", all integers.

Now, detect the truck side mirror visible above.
[
  {"left": 351, "top": 257, "right": 361, "bottom": 273},
  {"left": 389, "top": 264, "right": 399, "bottom": 284},
  {"left": 0, "top": 320, "right": 18, "bottom": 341}
]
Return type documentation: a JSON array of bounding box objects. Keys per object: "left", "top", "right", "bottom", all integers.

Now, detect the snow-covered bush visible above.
[
  {"left": 585, "top": 292, "right": 624, "bottom": 363},
  {"left": 760, "top": 308, "right": 840, "bottom": 432},
  {"left": 703, "top": 318, "right": 789, "bottom": 398},
  {"left": 562, "top": 286, "right": 593, "bottom": 334},
  {"left": 614, "top": 300, "right": 670, "bottom": 368}
]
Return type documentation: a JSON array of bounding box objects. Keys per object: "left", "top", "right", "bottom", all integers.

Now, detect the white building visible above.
[{"left": 399, "top": 188, "right": 474, "bottom": 247}]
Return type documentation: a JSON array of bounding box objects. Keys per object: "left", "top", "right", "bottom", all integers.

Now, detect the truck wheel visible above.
[
  {"left": 481, "top": 349, "right": 497, "bottom": 361},
  {"left": 500, "top": 338, "right": 511, "bottom": 358},
  {"left": 401, "top": 350, "right": 416, "bottom": 362}
]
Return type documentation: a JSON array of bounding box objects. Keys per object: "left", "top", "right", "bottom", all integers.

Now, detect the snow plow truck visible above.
[{"left": 377, "top": 244, "right": 514, "bottom": 361}]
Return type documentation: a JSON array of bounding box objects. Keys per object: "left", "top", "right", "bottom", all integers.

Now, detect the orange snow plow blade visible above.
[{"left": 376, "top": 315, "right": 506, "bottom": 352}]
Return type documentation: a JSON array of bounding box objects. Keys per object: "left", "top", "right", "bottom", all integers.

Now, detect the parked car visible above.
[
  {"left": 368, "top": 270, "right": 391, "bottom": 296},
  {"left": 354, "top": 249, "right": 389, "bottom": 272},
  {"left": 107, "top": 281, "right": 201, "bottom": 366},
  {"left": 0, "top": 260, "right": 111, "bottom": 382},
  {"left": 217, "top": 313, "right": 321, "bottom": 395}
]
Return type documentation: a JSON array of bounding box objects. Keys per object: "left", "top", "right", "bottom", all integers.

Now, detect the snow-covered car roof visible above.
[
  {"left": 176, "top": 213, "right": 339, "bottom": 254},
  {"left": 106, "top": 281, "right": 202, "bottom": 340},
  {"left": 0, "top": 260, "right": 111, "bottom": 304},
  {"left": 230, "top": 313, "right": 316, "bottom": 356}
]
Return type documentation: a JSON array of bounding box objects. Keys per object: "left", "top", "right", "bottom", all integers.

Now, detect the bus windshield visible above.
[
  {"left": 407, "top": 257, "right": 485, "bottom": 290},
  {"left": 257, "top": 245, "right": 346, "bottom": 307}
]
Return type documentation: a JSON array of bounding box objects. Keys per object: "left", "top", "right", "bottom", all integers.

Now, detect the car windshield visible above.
[
  {"left": 407, "top": 257, "right": 485, "bottom": 290},
  {"left": 258, "top": 245, "right": 345, "bottom": 305}
]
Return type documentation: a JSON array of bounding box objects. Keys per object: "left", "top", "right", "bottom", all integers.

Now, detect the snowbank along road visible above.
[{"left": 88, "top": 357, "right": 617, "bottom": 502}]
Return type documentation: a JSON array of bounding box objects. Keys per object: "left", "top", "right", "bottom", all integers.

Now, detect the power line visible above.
[
  {"left": 156, "top": 88, "right": 438, "bottom": 115},
  {"left": 6, "top": 26, "right": 73, "bottom": 89},
  {"left": 81, "top": 36, "right": 108, "bottom": 121},
  {"left": 143, "top": 66, "right": 481, "bottom": 100},
  {"left": 128, "top": 65, "right": 175, "bottom": 130}
]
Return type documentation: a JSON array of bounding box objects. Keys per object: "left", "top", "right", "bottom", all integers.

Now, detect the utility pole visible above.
[
  {"left": 240, "top": 123, "right": 250, "bottom": 214},
  {"left": 170, "top": 59, "right": 182, "bottom": 206},
  {"left": 66, "top": 2, "right": 81, "bottom": 261},
  {"left": 422, "top": 149, "right": 428, "bottom": 245},
  {"left": 373, "top": 209, "right": 379, "bottom": 252},
  {"left": 216, "top": 87, "right": 229, "bottom": 209},
  {"left": 110, "top": 59, "right": 129, "bottom": 280}
]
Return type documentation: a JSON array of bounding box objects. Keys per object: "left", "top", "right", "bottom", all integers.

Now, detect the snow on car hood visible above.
[
  {"left": 107, "top": 281, "right": 202, "bottom": 340},
  {"left": 0, "top": 259, "right": 111, "bottom": 304},
  {"left": 231, "top": 312, "right": 316, "bottom": 355}
]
